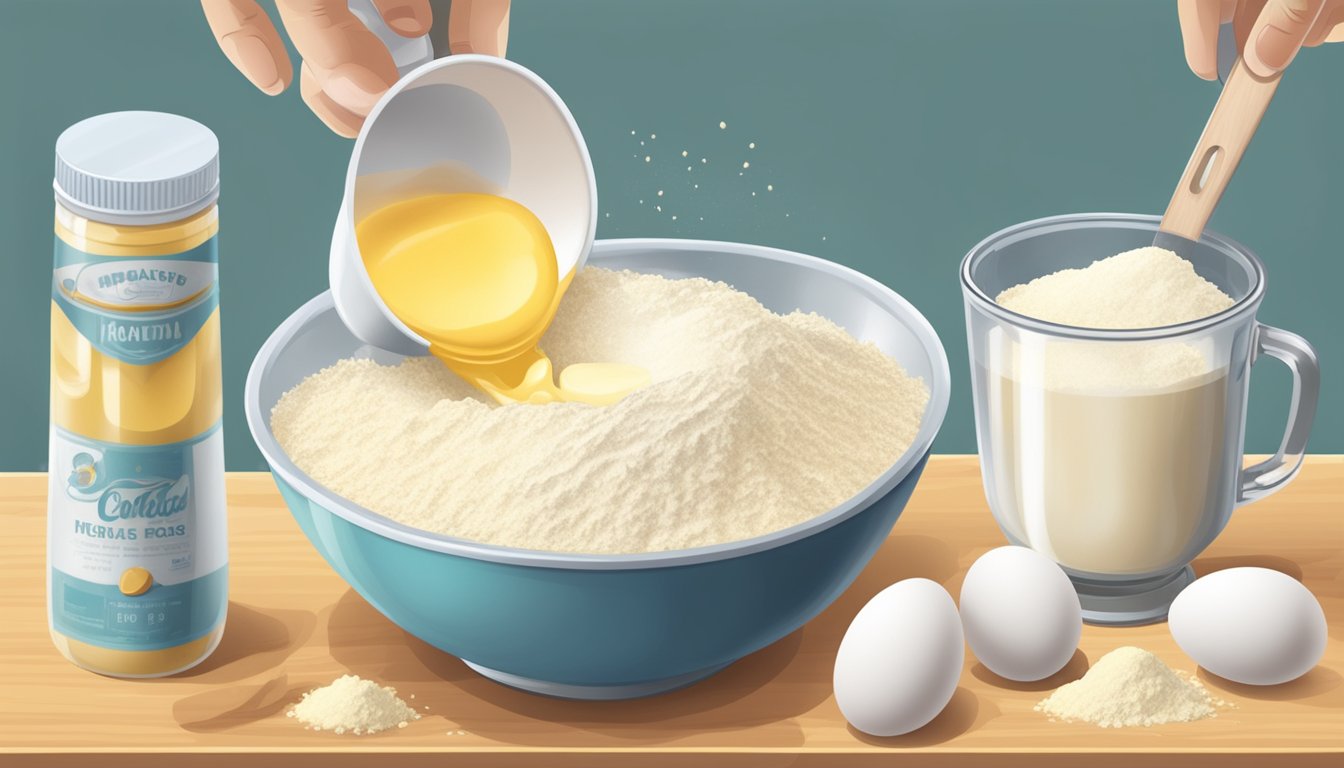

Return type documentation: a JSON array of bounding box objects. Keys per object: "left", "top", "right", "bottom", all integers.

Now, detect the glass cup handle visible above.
[{"left": 1239, "top": 322, "right": 1321, "bottom": 504}]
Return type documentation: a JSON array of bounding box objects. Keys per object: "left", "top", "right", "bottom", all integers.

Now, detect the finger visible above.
[
  {"left": 372, "top": 0, "right": 432, "bottom": 37},
  {"left": 1233, "top": 0, "right": 1270, "bottom": 52},
  {"left": 300, "top": 63, "right": 364, "bottom": 137},
  {"left": 276, "top": 0, "right": 400, "bottom": 115},
  {"left": 201, "top": 0, "right": 293, "bottom": 94},
  {"left": 448, "top": 0, "right": 511, "bottom": 56},
  {"left": 1305, "top": 4, "right": 1344, "bottom": 45},
  {"left": 1245, "top": 0, "right": 1327, "bottom": 75},
  {"left": 1179, "top": 0, "right": 1233, "bottom": 80}
]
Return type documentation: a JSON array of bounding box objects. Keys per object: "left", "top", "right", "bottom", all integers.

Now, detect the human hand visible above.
[
  {"left": 202, "top": 0, "right": 511, "bottom": 137},
  {"left": 1178, "top": 0, "right": 1344, "bottom": 80}
]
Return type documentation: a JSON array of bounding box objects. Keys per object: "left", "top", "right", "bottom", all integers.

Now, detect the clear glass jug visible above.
[{"left": 961, "top": 213, "right": 1319, "bottom": 625}]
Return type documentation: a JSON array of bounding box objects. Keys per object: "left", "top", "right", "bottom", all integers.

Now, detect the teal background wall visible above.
[{"left": 1, "top": 0, "right": 1339, "bottom": 470}]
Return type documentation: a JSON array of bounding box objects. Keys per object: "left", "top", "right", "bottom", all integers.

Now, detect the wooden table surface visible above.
[{"left": 1, "top": 457, "right": 1341, "bottom": 767}]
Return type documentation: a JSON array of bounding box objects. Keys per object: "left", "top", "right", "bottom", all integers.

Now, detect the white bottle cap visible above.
[{"left": 54, "top": 111, "right": 220, "bottom": 225}]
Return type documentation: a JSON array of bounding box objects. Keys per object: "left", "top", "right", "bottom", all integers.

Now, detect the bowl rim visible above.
[{"left": 245, "top": 238, "right": 951, "bottom": 570}]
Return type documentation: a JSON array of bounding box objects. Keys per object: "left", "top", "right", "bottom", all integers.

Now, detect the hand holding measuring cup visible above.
[{"left": 201, "top": 0, "right": 511, "bottom": 136}]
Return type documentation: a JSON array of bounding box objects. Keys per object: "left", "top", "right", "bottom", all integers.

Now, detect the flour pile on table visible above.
[
  {"left": 1035, "top": 646, "right": 1221, "bottom": 727},
  {"left": 287, "top": 675, "right": 420, "bottom": 735}
]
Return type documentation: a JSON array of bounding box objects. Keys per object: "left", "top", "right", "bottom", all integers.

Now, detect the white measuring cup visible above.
[{"left": 329, "top": 31, "right": 597, "bottom": 356}]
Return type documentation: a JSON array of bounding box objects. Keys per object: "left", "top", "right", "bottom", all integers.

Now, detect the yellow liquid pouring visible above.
[{"left": 357, "top": 193, "right": 649, "bottom": 405}]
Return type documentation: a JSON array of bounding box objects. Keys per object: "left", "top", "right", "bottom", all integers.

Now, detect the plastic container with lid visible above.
[{"left": 48, "top": 111, "right": 228, "bottom": 677}]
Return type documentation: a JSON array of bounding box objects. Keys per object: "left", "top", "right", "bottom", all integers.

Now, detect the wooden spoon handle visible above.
[{"left": 1160, "top": 58, "right": 1281, "bottom": 241}]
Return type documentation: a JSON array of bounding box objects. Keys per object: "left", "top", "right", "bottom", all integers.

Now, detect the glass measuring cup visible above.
[{"left": 961, "top": 213, "right": 1319, "bottom": 625}]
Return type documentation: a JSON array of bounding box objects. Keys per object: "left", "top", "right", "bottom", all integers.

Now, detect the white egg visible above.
[
  {"left": 959, "top": 545, "right": 1081, "bottom": 681},
  {"left": 1169, "top": 566, "right": 1326, "bottom": 685},
  {"left": 833, "top": 578, "right": 964, "bottom": 737}
]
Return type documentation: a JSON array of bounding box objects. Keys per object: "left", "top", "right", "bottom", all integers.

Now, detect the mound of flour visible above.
[
  {"left": 996, "top": 247, "right": 1234, "bottom": 330},
  {"left": 287, "top": 675, "right": 420, "bottom": 735},
  {"left": 1035, "top": 647, "right": 1219, "bottom": 727},
  {"left": 271, "top": 268, "right": 929, "bottom": 554},
  {"left": 992, "top": 247, "right": 1236, "bottom": 392}
]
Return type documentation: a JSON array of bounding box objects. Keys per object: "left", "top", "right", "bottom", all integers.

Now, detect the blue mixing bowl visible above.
[{"left": 245, "top": 239, "right": 950, "bottom": 699}]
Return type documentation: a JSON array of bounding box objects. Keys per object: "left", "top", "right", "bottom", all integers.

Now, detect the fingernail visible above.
[
  {"left": 325, "top": 66, "right": 392, "bottom": 115},
  {"left": 1247, "top": 24, "right": 1296, "bottom": 76},
  {"left": 382, "top": 7, "right": 428, "bottom": 36},
  {"left": 223, "top": 34, "right": 283, "bottom": 94}
]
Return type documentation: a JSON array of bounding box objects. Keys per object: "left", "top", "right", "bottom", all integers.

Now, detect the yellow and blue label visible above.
[
  {"left": 48, "top": 426, "right": 228, "bottom": 651},
  {"left": 51, "top": 237, "right": 218, "bottom": 365}
]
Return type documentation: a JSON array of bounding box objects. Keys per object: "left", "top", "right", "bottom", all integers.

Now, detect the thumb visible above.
[{"left": 1245, "top": 0, "right": 1327, "bottom": 76}]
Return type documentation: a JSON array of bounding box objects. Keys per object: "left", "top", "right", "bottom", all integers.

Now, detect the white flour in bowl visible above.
[{"left": 271, "top": 268, "right": 929, "bottom": 554}]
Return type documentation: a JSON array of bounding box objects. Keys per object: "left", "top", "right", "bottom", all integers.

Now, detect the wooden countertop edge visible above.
[
  {"left": 6, "top": 745, "right": 1343, "bottom": 753},
  {"left": 5, "top": 748, "right": 1341, "bottom": 768}
]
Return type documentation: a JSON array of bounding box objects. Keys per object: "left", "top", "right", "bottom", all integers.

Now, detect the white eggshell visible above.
[
  {"left": 1169, "top": 567, "right": 1327, "bottom": 685},
  {"left": 959, "top": 545, "right": 1082, "bottom": 682},
  {"left": 833, "top": 578, "right": 964, "bottom": 737}
]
